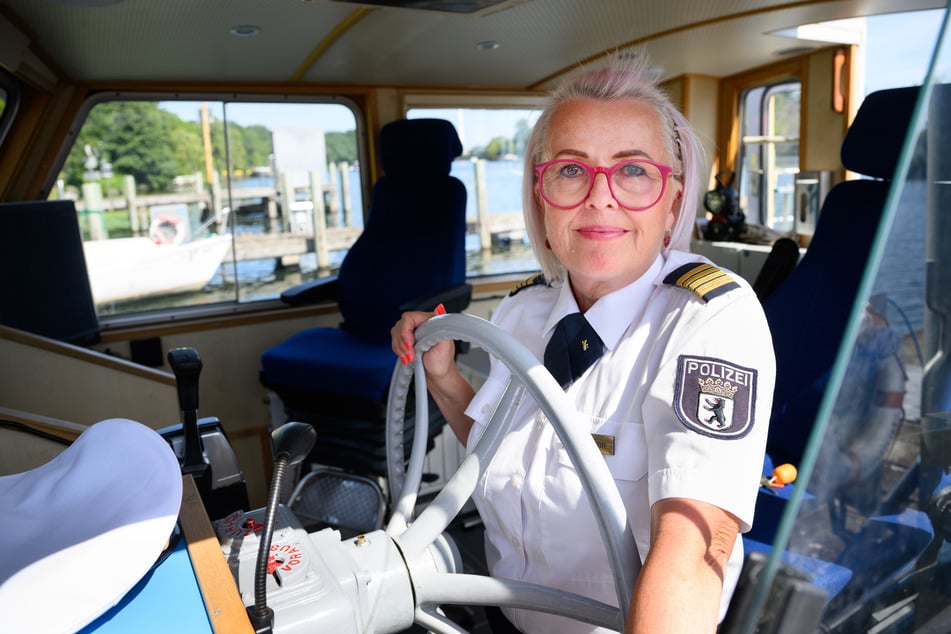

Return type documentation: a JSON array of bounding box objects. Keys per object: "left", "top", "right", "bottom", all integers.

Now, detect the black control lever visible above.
[
  {"left": 249, "top": 422, "right": 316, "bottom": 633},
  {"left": 167, "top": 347, "right": 209, "bottom": 479}
]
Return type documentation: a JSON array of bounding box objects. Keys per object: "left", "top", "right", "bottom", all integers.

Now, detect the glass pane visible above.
[
  {"left": 737, "top": 82, "right": 800, "bottom": 231},
  {"left": 406, "top": 107, "right": 541, "bottom": 276},
  {"left": 737, "top": 8, "right": 951, "bottom": 633},
  {"left": 59, "top": 99, "right": 361, "bottom": 316},
  {"left": 215, "top": 102, "right": 363, "bottom": 305}
]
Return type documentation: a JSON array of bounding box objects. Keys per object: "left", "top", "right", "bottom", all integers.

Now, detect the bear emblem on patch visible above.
[{"left": 674, "top": 355, "right": 756, "bottom": 439}]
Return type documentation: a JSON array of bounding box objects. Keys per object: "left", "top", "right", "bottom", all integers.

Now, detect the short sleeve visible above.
[{"left": 643, "top": 288, "right": 776, "bottom": 531}]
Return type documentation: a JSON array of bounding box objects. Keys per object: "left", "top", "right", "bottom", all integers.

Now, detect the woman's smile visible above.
[{"left": 574, "top": 224, "right": 629, "bottom": 240}]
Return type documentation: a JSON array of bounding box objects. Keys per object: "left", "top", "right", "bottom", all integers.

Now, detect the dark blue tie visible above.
[{"left": 543, "top": 313, "right": 605, "bottom": 389}]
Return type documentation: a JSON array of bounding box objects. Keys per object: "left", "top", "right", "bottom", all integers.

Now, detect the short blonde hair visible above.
[{"left": 522, "top": 49, "right": 706, "bottom": 283}]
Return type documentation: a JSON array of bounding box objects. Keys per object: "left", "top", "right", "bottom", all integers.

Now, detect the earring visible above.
[
  {"left": 545, "top": 239, "right": 552, "bottom": 250},
  {"left": 663, "top": 231, "right": 671, "bottom": 249}
]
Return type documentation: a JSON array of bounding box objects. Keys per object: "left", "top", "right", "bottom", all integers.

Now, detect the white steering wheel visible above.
[{"left": 384, "top": 312, "right": 639, "bottom": 633}]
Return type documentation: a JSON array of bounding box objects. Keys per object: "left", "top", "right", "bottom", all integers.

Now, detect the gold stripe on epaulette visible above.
[
  {"left": 509, "top": 274, "right": 547, "bottom": 296},
  {"left": 666, "top": 262, "right": 739, "bottom": 302}
]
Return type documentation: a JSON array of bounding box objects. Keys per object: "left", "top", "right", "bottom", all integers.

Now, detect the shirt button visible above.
[
  {"left": 510, "top": 474, "right": 522, "bottom": 488},
  {"left": 481, "top": 404, "right": 490, "bottom": 415}
]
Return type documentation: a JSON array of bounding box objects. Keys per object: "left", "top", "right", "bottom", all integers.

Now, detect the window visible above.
[
  {"left": 406, "top": 106, "right": 542, "bottom": 277},
  {"left": 57, "top": 97, "right": 363, "bottom": 317},
  {"left": 0, "top": 67, "right": 20, "bottom": 148},
  {"left": 737, "top": 81, "right": 801, "bottom": 231}
]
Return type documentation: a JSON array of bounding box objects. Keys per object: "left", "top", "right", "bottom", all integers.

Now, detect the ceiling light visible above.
[
  {"left": 476, "top": 40, "right": 500, "bottom": 50},
  {"left": 230, "top": 25, "right": 262, "bottom": 37}
]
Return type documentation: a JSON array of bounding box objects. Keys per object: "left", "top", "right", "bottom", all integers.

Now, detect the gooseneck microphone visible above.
[{"left": 248, "top": 422, "right": 316, "bottom": 633}]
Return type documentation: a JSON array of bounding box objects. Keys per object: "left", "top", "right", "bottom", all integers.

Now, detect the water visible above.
[{"left": 873, "top": 180, "right": 927, "bottom": 335}]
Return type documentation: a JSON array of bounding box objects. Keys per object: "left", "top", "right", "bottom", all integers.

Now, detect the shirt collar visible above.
[{"left": 544, "top": 254, "right": 665, "bottom": 352}]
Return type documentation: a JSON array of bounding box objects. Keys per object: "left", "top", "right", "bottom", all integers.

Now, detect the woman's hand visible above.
[
  {"left": 391, "top": 305, "right": 455, "bottom": 377},
  {"left": 390, "top": 304, "right": 476, "bottom": 446}
]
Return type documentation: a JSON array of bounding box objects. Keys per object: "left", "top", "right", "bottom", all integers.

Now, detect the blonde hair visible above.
[{"left": 522, "top": 50, "right": 706, "bottom": 283}]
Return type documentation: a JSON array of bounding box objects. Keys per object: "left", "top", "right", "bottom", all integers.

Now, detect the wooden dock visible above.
[
  {"left": 226, "top": 229, "right": 361, "bottom": 263},
  {"left": 85, "top": 176, "right": 528, "bottom": 261},
  {"left": 226, "top": 211, "right": 525, "bottom": 265}
]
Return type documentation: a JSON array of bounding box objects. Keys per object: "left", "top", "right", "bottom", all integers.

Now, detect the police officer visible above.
[{"left": 392, "top": 50, "right": 775, "bottom": 634}]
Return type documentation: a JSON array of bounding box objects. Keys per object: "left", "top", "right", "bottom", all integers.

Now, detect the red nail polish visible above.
[
  {"left": 404, "top": 341, "right": 413, "bottom": 351},
  {"left": 435, "top": 303, "right": 446, "bottom": 315}
]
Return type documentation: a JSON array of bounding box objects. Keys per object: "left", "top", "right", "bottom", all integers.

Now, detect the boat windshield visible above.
[{"left": 728, "top": 8, "right": 951, "bottom": 633}]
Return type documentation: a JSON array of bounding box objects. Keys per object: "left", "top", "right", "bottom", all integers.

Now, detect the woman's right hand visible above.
[
  {"left": 392, "top": 305, "right": 477, "bottom": 446},
  {"left": 391, "top": 306, "right": 456, "bottom": 377}
]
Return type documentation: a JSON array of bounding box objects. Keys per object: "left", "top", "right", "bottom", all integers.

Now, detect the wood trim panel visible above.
[
  {"left": 0, "top": 405, "right": 87, "bottom": 442},
  {"left": 0, "top": 324, "right": 175, "bottom": 385},
  {"left": 179, "top": 475, "right": 254, "bottom": 634}
]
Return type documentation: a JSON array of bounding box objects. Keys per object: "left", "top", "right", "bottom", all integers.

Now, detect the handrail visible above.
[
  {"left": 0, "top": 406, "right": 88, "bottom": 443},
  {"left": 0, "top": 324, "right": 175, "bottom": 385}
]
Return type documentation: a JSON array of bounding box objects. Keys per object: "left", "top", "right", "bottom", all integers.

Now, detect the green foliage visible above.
[
  {"left": 63, "top": 101, "right": 276, "bottom": 194},
  {"left": 64, "top": 102, "right": 184, "bottom": 192},
  {"left": 483, "top": 137, "right": 509, "bottom": 161},
  {"left": 326, "top": 130, "right": 356, "bottom": 164},
  {"left": 59, "top": 104, "right": 531, "bottom": 196},
  {"left": 469, "top": 118, "right": 533, "bottom": 161},
  {"left": 241, "top": 125, "right": 274, "bottom": 169}
]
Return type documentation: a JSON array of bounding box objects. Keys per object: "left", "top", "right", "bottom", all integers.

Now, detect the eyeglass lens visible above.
[{"left": 540, "top": 160, "right": 666, "bottom": 210}]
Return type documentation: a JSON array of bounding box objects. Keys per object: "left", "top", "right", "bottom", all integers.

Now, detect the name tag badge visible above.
[{"left": 592, "top": 433, "right": 615, "bottom": 456}]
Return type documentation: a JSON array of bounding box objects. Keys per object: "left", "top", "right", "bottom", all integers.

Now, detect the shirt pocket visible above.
[{"left": 554, "top": 416, "right": 648, "bottom": 483}]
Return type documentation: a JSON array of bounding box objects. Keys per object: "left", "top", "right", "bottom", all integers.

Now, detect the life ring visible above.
[
  {"left": 149, "top": 215, "right": 187, "bottom": 245},
  {"left": 813, "top": 303, "right": 907, "bottom": 494}
]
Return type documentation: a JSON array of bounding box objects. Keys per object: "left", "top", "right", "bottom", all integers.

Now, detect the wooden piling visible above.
[
  {"left": 82, "top": 182, "right": 108, "bottom": 240},
  {"left": 309, "top": 169, "right": 330, "bottom": 270},
  {"left": 474, "top": 159, "right": 491, "bottom": 251}
]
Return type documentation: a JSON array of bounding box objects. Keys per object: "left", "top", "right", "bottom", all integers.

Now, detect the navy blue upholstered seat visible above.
[
  {"left": 742, "top": 86, "right": 927, "bottom": 606},
  {"left": 259, "top": 118, "right": 470, "bottom": 476},
  {"left": 763, "top": 86, "right": 920, "bottom": 470}
]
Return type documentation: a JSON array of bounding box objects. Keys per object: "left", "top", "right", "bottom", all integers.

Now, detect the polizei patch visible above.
[{"left": 674, "top": 355, "right": 756, "bottom": 439}]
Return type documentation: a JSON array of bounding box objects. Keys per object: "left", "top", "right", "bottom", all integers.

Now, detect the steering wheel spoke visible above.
[
  {"left": 395, "top": 377, "right": 524, "bottom": 555},
  {"left": 413, "top": 572, "right": 621, "bottom": 631}
]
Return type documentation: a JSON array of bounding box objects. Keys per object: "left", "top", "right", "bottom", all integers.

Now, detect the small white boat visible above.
[{"left": 82, "top": 234, "right": 232, "bottom": 304}]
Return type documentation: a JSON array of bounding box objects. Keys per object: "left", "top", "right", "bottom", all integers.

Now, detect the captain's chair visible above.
[
  {"left": 740, "top": 86, "right": 928, "bottom": 605},
  {"left": 760, "top": 86, "right": 919, "bottom": 483},
  {"left": 259, "top": 118, "right": 470, "bottom": 482}
]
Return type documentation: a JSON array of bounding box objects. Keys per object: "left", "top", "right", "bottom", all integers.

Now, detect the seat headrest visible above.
[
  {"left": 380, "top": 118, "right": 463, "bottom": 178},
  {"left": 841, "top": 85, "right": 920, "bottom": 179}
]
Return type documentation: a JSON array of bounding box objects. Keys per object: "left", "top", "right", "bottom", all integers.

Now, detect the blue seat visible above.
[
  {"left": 762, "top": 86, "right": 920, "bottom": 471},
  {"left": 744, "top": 86, "right": 930, "bottom": 604},
  {"left": 260, "top": 118, "right": 470, "bottom": 477}
]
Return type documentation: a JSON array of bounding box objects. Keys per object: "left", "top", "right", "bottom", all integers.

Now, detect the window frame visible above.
[
  {"left": 0, "top": 67, "right": 22, "bottom": 159},
  {"left": 737, "top": 79, "right": 802, "bottom": 229},
  {"left": 42, "top": 90, "right": 369, "bottom": 328},
  {"left": 402, "top": 91, "right": 546, "bottom": 279}
]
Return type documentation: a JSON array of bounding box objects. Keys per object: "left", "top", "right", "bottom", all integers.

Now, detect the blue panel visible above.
[{"left": 81, "top": 536, "right": 212, "bottom": 633}]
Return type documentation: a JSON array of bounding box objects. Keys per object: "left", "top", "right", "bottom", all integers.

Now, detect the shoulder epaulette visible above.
[
  {"left": 509, "top": 274, "right": 548, "bottom": 296},
  {"left": 663, "top": 262, "right": 739, "bottom": 302}
]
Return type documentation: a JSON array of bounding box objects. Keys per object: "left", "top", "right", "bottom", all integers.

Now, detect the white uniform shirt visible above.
[{"left": 464, "top": 251, "right": 776, "bottom": 633}]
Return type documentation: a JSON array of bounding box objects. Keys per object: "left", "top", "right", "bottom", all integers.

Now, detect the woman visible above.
[{"left": 392, "top": 51, "right": 775, "bottom": 633}]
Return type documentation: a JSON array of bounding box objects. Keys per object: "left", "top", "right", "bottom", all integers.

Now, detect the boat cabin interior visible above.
[{"left": 1, "top": 0, "right": 951, "bottom": 632}]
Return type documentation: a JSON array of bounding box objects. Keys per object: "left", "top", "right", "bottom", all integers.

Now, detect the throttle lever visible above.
[{"left": 167, "top": 347, "right": 208, "bottom": 478}]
